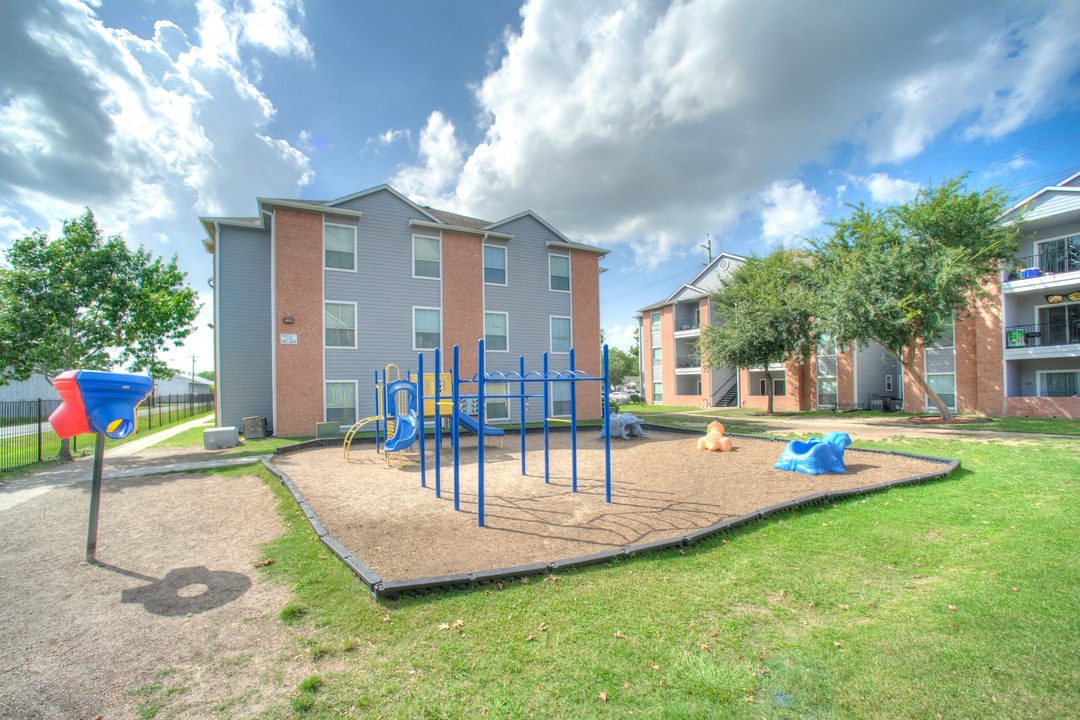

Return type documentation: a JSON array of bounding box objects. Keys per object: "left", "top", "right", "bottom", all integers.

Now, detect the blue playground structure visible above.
[
  {"left": 773, "top": 431, "right": 852, "bottom": 475},
  {"left": 344, "top": 341, "right": 613, "bottom": 527}
]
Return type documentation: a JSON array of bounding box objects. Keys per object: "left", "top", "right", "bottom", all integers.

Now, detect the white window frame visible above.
[
  {"left": 885, "top": 374, "right": 893, "bottom": 393},
  {"left": 485, "top": 311, "right": 509, "bottom": 352},
  {"left": 1036, "top": 368, "right": 1080, "bottom": 397},
  {"left": 925, "top": 372, "right": 957, "bottom": 411},
  {"left": 758, "top": 379, "right": 767, "bottom": 396},
  {"left": 324, "top": 301, "right": 357, "bottom": 349},
  {"left": 324, "top": 223, "right": 357, "bottom": 272},
  {"left": 550, "top": 381, "right": 571, "bottom": 418},
  {"left": 773, "top": 377, "right": 786, "bottom": 396},
  {"left": 651, "top": 347, "right": 662, "bottom": 367},
  {"left": 549, "top": 254, "right": 571, "bottom": 292},
  {"left": 483, "top": 244, "right": 508, "bottom": 286},
  {"left": 485, "top": 381, "right": 511, "bottom": 422},
  {"left": 412, "top": 234, "right": 441, "bottom": 280},
  {"left": 1034, "top": 233, "right": 1080, "bottom": 273},
  {"left": 550, "top": 315, "right": 572, "bottom": 354},
  {"left": 325, "top": 380, "right": 358, "bottom": 426},
  {"left": 652, "top": 381, "right": 663, "bottom": 404},
  {"left": 413, "top": 306, "right": 442, "bottom": 351}
]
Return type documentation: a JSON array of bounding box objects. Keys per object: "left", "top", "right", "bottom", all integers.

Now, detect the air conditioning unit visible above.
[{"left": 242, "top": 416, "right": 267, "bottom": 439}]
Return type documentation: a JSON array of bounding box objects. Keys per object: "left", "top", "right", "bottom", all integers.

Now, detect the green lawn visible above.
[
  {"left": 149, "top": 425, "right": 311, "bottom": 456},
  {"left": 240, "top": 431, "right": 1079, "bottom": 719}
]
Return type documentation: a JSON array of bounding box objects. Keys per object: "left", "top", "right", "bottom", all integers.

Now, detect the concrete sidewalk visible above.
[{"left": 0, "top": 414, "right": 270, "bottom": 512}]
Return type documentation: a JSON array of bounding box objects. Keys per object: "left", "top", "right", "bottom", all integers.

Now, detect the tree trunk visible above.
[
  {"left": 57, "top": 437, "right": 73, "bottom": 462},
  {"left": 764, "top": 368, "right": 774, "bottom": 414},
  {"left": 898, "top": 346, "right": 954, "bottom": 421}
]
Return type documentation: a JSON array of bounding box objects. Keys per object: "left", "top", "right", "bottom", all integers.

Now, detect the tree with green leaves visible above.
[
  {"left": 607, "top": 346, "right": 639, "bottom": 389},
  {"left": 698, "top": 248, "right": 816, "bottom": 414},
  {"left": 812, "top": 176, "right": 1018, "bottom": 420},
  {"left": 0, "top": 209, "right": 201, "bottom": 459}
]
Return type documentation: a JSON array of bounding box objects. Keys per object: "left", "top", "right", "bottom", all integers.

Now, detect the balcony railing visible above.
[
  {"left": 674, "top": 321, "right": 700, "bottom": 332},
  {"left": 1004, "top": 322, "right": 1080, "bottom": 349},
  {"left": 1003, "top": 249, "right": 1080, "bottom": 281},
  {"left": 675, "top": 356, "right": 700, "bottom": 368}
]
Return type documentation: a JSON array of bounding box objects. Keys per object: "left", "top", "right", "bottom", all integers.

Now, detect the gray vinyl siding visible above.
[
  {"left": 485, "top": 214, "right": 574, "bottom": 423},
  {"left": 855, "top": 343, "right": 902, "bottom": 406},
  {"left": 1013, "top": 357, "right": 1080, "bottom": 397},
  {"left": 323, "top": 189, "right": 442, "bottom": 421},
  {"left": 217, "top": 224, "right": 273, "bottom": 431}
]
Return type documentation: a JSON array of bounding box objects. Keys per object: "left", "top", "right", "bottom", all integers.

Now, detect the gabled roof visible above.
[
  {"left": 999, "top": 169, "right": 1080, "bottom": 224},
  {"left": 665, "top": 283, "right": 708, "bottom": 303},
  {"left": 423, "top": 207, "right": 491, "bottom": 230},
  {"left": 637, "top": 251, "right": 747, "bottom": 313},
  {"left": 688, "top": 252, "right": 747, "bottom": 287},
  {"left": 325, "top": 184, "right": 444, "bottom": 223}
]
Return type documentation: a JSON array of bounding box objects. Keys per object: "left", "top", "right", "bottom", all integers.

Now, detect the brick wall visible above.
[
  {"left": 441, "top": 230, "right": 484, "bottom": 378},
  {"left": 1006, "top": 396, "right": 1080, "bottom": 419},
  {"left": 837, "top": 348, "right": 854, "bottom": 406},
  {"left": 902, "top": 346, "right": 927, "bottom": 412},
  {"left": 274, "top": 208, "right": 325, "bottom": 436},
  {"left": 571, "top": 251, "right": 602, "bottom": 419},
  {"left": 660, "top": 307, "right": 675, "bottom": 403}
]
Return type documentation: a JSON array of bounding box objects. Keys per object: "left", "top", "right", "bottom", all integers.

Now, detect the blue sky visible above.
[{"left": 3, "top": 0, "right": 1080, "bottom": 373}]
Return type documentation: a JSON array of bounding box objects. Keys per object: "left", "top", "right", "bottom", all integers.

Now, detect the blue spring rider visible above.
[{"left": 773, "top": 431, "right": 852, "bottom": 475}]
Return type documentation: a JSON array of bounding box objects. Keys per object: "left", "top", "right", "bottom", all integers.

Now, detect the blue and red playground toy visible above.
[{"left": 50, "top": 370, "right": 153, "bottom": 562}]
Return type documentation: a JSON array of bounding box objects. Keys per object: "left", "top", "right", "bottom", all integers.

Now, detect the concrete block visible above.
[
  {"left": 316, "top": 421, "right": 340, "bottom": 439},
  {"left": 203, "top": 426, "right": 239, "bottom": 449}
]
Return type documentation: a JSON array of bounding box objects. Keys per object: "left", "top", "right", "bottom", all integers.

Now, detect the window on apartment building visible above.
[
  {"left": 650, "top": 310, "right": 661, "bottom": 333},
  {"left": 485, "top": 381, "right": 510, "bottom": 421},
  {"left": 652, "top": 347, "right": 662, "bottom": 366},
  {"left": 885, "top": 374, "right": 893, "bottom": 393},
  {"left": 1036, "top": 235, "right": 1080, "bottom": 274},
  {"left": 817, "top": 377, "right": 837, "bottom": 408},
  {"left": 324, "top": 302, "right": 356, "bottom": 348},
  {"left": 484, "top": 245, "right": 507, "bottom": 285},
  {"left": 485, "top": 312, "right": 508, "bottom": 351},
  {"left": 652, "top": 381, "right": 663, "bottom": 404},
  {"left": 551, "top": 381, "right": 571, "bottom": 416},
  {"left": 550, "top": 316, "right": 571, "bottom": 353},
  {"left": 774, "top": 378, "right": 786, "bottom": 396},
  {"left": 325, "top": 382, "right": 357, "bottom": 426},
  {"left": 1038, "top": 370, "right": 1079, "bottom": 397},
  {"left": 549, "top": 254, "right": 570, "bottom": 291},
  {"left": 414, "top": 307, "right": 441, "bottom": 350},
  {"left": 413, "top": 235, "right": 441, "bottom": 279},
  {"left": 926, "top": 373, "right": 956, "bottom": 410},
  {"left": 324, "top": 224, "right": 356, "bottom": 270}
]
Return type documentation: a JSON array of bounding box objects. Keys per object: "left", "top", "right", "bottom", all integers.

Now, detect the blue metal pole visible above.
[
  {"left": 452, "top": 345, "right": 461, "bottom": 511},
  {"left": 434, "top": 346, "right": 442, "bottom": 499},
  {"left": 477, "top": 338, "right": 486, "bottom": 528},
  {"left": 543, "top": 351, "right": 550, "bottom": 484},
  {"left": 519, "top": 355, "right": 526, "bottom": 476},
  {"left": 418, "top": 352, "right": 426, "bottom": 488},
  {"left": 569, "top": 346, "right": 578, "bottom": 493},
  {"left": 603, "top": 343, "right": 612, "bottom": 503}
]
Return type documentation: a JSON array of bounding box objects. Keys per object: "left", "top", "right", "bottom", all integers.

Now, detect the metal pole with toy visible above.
[{"left": 49, "top": 370, "right": 154, "bottom": 563}]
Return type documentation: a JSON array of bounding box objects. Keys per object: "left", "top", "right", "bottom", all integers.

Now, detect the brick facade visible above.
[
  {"left": 571, "top": 251, "right": 602, "bottom": 419},
  {"left": 441, "top": 230, "right": 484, "bottom": 379},
  {"left": 273, "top": 208, "right": 325, "bottom": 436}
]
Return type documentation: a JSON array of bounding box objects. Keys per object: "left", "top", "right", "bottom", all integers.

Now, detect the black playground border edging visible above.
[{"left": 264, "top": 422, "right": 960, "bottom": 600}]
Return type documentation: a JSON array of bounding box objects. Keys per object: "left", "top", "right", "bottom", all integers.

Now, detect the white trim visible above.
[
  {"left": 268, "top": 215, "right": 278, "bottom": 434},
  {"left": 483, "top": 380, "right": 511, "bottom": 423},
  {"left": 324, "top": 300, "right": 358, "bottom": 349},
  {"left": 885, "top": 374, "right": 893, "bottom": 393},
  {"left": 412, "top": 234, "right": 442, "bottom": 280},
  {"left": 549, "top": 380, "right": 572, "bottom": 418},
  {"left": 213, "top": 221, "right": 222, "bottom": 427},
  {"left": 550, "top": 315, "right": 572, "bottom": 354},
  {"left": 324, "top": 379, "right": 359, "bottom": 426},
  {"left": 413, "top": 306, "right": 442, "bottom": 351},
  {"left": 485, "top": 311, "right": 510, "bottom": 353},
  {"left": 323, "top": 222, "right": 357, "bottom": 272},
  {"left": 410, "top": 218, "right": 513, "bottom": 240},
  {"left": 483, "top": 243, "right": 509, "bottom": 286},
  {"left": 548, "top": 253, "right": 571, "bottom": 293}
]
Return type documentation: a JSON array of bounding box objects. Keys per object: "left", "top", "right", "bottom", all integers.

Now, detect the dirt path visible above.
[{"left": 0, "top": 467, "right": 312, "bottom": 719}]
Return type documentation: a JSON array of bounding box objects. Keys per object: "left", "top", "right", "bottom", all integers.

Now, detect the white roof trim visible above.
[
  {"left": 689, "top": 252, "right": 746, "bottom": 287},
  {"left": 326, "top": 184, "right": 443, "bottom": 223},
  {"left": 544, "top": 240, "right": 610, "bottom": 256},
  {"left": 258, "top": 197, "right": 363, "bottom": 218},
  {"left": 1000, "top": 169, "right": 1080, "bottom": 222},
  {"left": 409, "top": 219, "right": 513, "bottom": 240},
  {"left": 665, "top": 283, "right": 708, "bottom": 303}
]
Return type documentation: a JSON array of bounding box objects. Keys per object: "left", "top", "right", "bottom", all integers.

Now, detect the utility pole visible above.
[{"left": 701, "top": 233, "right": 713, "bottom": 264}]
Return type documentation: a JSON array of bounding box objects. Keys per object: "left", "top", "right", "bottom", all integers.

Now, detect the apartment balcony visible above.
[
  {"left": 1003, "top": 321, "right": 1080, "bottom": 359},
  {"left": 674, "top": 355, "right": 701, "bottom": 374},
  {"left": 673, "top": 322, "right": 701, "bottom": 338},
  {"left": 1002, "top": 250, "right": 1080, "bottom": 294}
]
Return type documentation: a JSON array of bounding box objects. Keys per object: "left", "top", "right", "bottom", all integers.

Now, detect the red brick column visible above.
[
  {"left": 442, "top": 231, "right": 484, "bottom": 379},
  {"left": 571, "top": 251, "right": 601, "bottom": 419},
  {"left": 902, "top": 346, "right": 927, "bottom": 412},
  {"left": 274, "top": 208, "right": 325, "bottom": 436},
  {"left": 972, "top": 283, "right": 1004, "bottom": 416},
  {"left": 660, "top": 307, "right": 675, "bottom": 404},
  {"left": 837, "top": 348, "right": 855, "bottom": 407}
]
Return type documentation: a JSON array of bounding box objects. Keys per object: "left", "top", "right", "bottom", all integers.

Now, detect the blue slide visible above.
[
  {"left": 456, "top": 413, "right": 505, "bottom": 437},
  {"left": 383, "top": 410, "right": 418, "bottom": 452}
]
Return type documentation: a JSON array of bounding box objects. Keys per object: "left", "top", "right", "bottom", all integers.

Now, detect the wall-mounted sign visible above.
[{"left": 280, "top": 333, "right": 298, "bottom": 345}]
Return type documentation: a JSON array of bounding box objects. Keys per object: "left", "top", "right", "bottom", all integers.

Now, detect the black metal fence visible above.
[
  {"left": 1004, "top": 322, "right": 1079, "bottom": 348},
  {"left": 0, "top": 393, "right": 214, "bottom": 474}
]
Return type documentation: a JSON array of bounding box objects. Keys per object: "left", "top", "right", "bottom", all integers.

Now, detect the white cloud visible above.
[
  {"left": 0, "top": 0, "right": 314, "bottom": 372},
  {"left": 390, "top": 111, "right": 466, "bottom": 205},
  {"left": 603, "top": 322, "right": 639, "bottom": 353},
  {"left": 861, "top": 173, "right": 921, "bottom": 203},
  {"left": 390, "top": 0, "right": 1080, "bottom": 263},
  {"left": 760, "top": 180, "right": 824, "bottom": 245}
]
